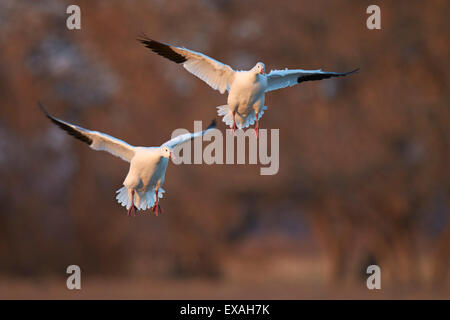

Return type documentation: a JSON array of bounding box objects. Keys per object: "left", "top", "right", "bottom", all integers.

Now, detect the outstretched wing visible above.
[
  {"left": 39, "top": 103, "right": 135, "bottom": 162},
  {"left": 161, "top": 120, "right": 216, "bottom": 149},
  {"left": 139, "top": 37, "right": 235, "bottom": 94},
  {"left": 266, "top": 68, "right": 359, "bottom": 92}
]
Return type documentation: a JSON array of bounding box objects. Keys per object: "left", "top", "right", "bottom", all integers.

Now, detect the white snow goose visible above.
[
  {"left": 139, "top": 36, "right": 358, "bottom": 137},
  {"left": 39, "top": 103, "right": 216, "bottom": 216}
]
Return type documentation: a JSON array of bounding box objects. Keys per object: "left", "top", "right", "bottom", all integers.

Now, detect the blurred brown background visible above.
[{"left": 0, "top": 0, "right": 449, "bottom": 299}]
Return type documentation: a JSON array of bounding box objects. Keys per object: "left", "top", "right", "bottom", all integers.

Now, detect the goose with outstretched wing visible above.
[
  {"left": 139, "top": 36, "right": 358, "bottom": 136},
  {"left": 40, "top": 103, "right": 215, "bottom": 216}
]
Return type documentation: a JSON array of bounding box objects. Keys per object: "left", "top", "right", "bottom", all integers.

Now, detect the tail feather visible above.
[
  {"left": 257, "top": 106, "right": 267, "bottom": 120},
  {"left": 116, "top": 186, "right": 165, "bottom": 212},
  {"left": 116, "top": 187, "right": 132, "bottom": 210},
  {"left": 241, "top": 106, "right": 268, "bottom": 128},
  {"left": 217, "top": 105, "right": 234, "bottom": 127},
  {"left": 217, "top": 105, "right": 268, "bottom": 130}
]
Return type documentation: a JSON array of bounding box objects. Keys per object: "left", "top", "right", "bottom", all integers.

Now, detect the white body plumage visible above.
[
  {"left": 40, "top": 103, "right": 215, "bottom": 215},
  {"left": 226, "top": 70, "right": 268, "bottom": 128},
  {"left": 117, "top": 147, "right": 169, "bottom": 211}
]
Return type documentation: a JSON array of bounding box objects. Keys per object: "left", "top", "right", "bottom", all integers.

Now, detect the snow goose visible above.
[
  {"left": 139, "top": 36, "right": 358, "bottom": 136},
  {"left": 39, "top": 103, "right": 215, "bottom": 216}
]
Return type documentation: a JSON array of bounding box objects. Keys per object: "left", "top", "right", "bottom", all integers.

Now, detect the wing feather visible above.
[
  {"left": 39, "top": 103, "right": 135, "bottom": 162},
  {"left": 266, "top": 68, "right": 359, "bottom": 92},
  {"left": 161, "top": 120, "right": 216, "bottom": 149},
  {"left": 139, "top": 37, "right": 235, "bottom": 94}
]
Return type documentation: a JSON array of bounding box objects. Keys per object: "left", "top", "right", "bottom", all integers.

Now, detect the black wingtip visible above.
[
  {"left": 206, "top": 119, "right": 217, "bottom": 130},
  {"left": 347, "top": 68, "right": 359, "bottom": 75},
  {"left": 38, "top": 101, "right": 47, "bottom": 114},
  {"left": 297, "top": 67, "right": 360, "bottom": 83},
  {"left": 38, "top": 102, "right": 93, "bottom": 146},
  {"left": 136, "top": 33, "right": 151, "bottom": 45},
  {"left": 38, "top": 101, "right": 53, "bottom": 120},
  {"left": 136, "top": 32, "right": 149, "bottom": 41},
  {"left": 138, "top": 36, "right": 187, "bottom": 64}
]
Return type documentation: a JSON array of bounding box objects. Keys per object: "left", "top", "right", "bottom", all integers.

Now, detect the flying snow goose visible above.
[
  {"left": 139, "top": 36, "right": 358, "bottom": 136},
  {"left": 39, "top": 103, "right": 216, "bottom": 216}
]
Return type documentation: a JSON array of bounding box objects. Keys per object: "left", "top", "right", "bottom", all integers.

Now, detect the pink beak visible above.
[{"left": 260, "top": 69, "right": 265, "bottom": 75}]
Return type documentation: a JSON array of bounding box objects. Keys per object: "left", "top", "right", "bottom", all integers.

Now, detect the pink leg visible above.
[
  {"left": 255, "top": 111, "right": 259, "bottom": 138},
  {"left": 231, "top": 111, "right": 237, "bottom": 134},
  {"left": 127, "top": 190, "right": 137, "bottom": 216},
  {"left": 152, "top": 189, "right": 162, "bottom": 216}
]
